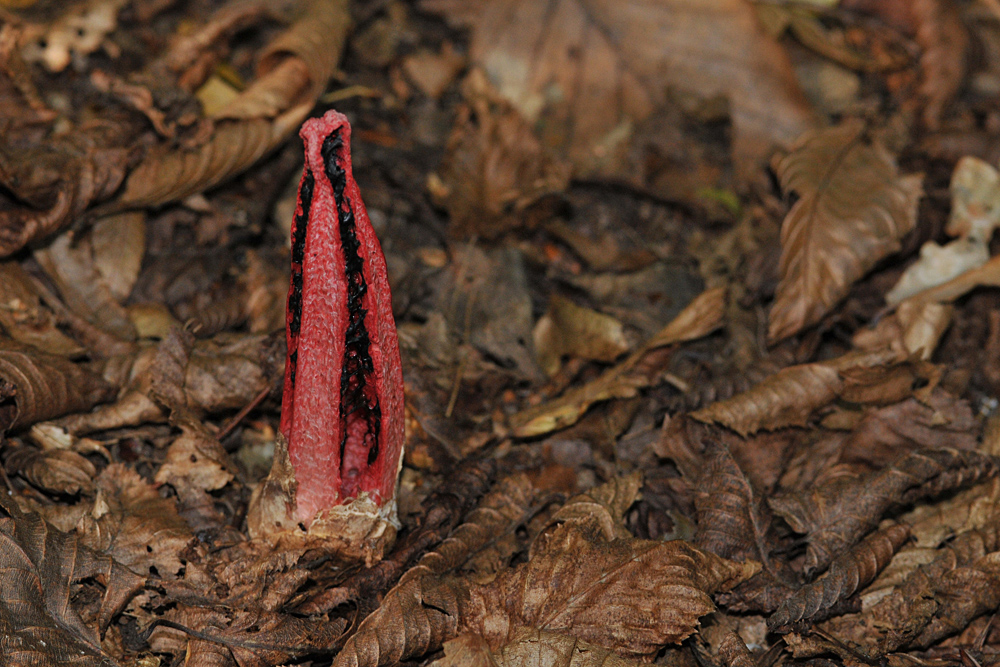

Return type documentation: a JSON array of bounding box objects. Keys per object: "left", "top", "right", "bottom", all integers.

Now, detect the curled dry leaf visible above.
[
  {"left": 907, "top": 251, "right": 1000, "bottom": 305},
  {"left": 114, "top": 0, "right": 349, "bottom": 209},
  {"left": 35, "top": 232, "right": 136, "bottom": 342},
  {"left": 768, "top": 120, "right": 923, "bottom": 342},
  {"left": 432, "top": 628, "right": 645, "bottom": 667},
  {"left": 770, "top": 447, "right": 998, "bottom": 575},
  {"left": 5, "top": 446, "right": 97, "bottom": 497},
  {"left": 852, "top": 300, "right": 953, "bottom": 360},
  {"left": 0, "top": 124, "right": 134, "bottom": 258},
  {"left": 0, "top": 492, "right": 145, "bottom": 663},
  {"left": 838, "top": 521, "right": 1000, "bottom": 655},
  {"left": 768, "top": 522, "right": 910, "bottom": 630},
  {"left": 0, "top": 261, "right": 84, "bottom": 356},
  {"left": 0, "top": 340, "right": 116, "bottom": 433},
  {"left": 543, "top": 472, "right": 641, "bottom": 542},
  {"left": 510, "top": 287, "right": 725, "bottom": 438},
  {"left": 690, "top": 348, "right": 901, "bottom": 437},
  {"left": 423, "top": 0, "right": 815, "bottom": 184}
]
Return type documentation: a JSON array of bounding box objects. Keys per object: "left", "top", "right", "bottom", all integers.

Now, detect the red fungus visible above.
[{"left": 249, "top": 110, "right": 404, "bottom": 557}]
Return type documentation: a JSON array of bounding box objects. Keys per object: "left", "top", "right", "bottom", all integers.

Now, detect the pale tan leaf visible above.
[
  {"left": 852, "top": 300, "right": 953, "bottom": 360},
  {"left": 422, "top": 0, "right": 815, "bottom": 184},
  {"left": 907, "top": 252, "right": 1000, "bottom": 305},
  {"left": 646, "top": 286, "right": 727, "bottom": 348},
  {"left": 90, "top": 211, "right": 145, "bottom": 302},
  {"left": 886, "top": 237, "right": 989, "bottom": 305},
  {"left": 534, "top": 295, "right": 630, "bottom": 377},
  {"left": 768, "top": 120, "right": 923, "bottom": 342},
  {"left": 946, "top": 156, "right": 1000, "bottom": 239},
  {"left": 433, "top": 629, "right": 645, "bottom": 667}
]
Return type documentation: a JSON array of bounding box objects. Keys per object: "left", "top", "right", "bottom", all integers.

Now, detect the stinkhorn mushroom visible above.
[{"left": 248, "top": 110, "right": 405, "bottom": 562}]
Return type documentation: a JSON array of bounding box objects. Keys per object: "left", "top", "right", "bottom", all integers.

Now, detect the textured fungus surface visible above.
[{"left": 281, "top": 110, "right": 405, "bottom": 523}]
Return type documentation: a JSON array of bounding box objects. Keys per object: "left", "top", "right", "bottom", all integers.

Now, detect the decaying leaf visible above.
[
  {"left": 154, "top": 421, "right": 235, "bottom": 531},
  {"left": 0, "top": 123, "right": 134, "bottom": 258},
  {"left": 423, "top": 0, "right": 815, "bottom": 183},
  {"left": 35, "top": 232, "right": 137, "bottom": 342},
  {"left": 20, "top": 0, "right": 129, "bottom": 72},
  {"left": 438, "top": 70, "right": 571, "bottom": 238},
  {"left": 912, "top": 0, "right": 968, "bottom": 130},
  {"left": 0, "top": 339, "right": 116, "bottom": 433},
  {"left": 770, "top": 447, "right": 998, "bottom": 574},
  {"left": 690, "top": 348, "right": 901, "bottom": 436},
  {"left": 534, "top": 295, "right": 630, "bottom": 377},
  {"left": 77, "top": 464, "right": 194, "bottom": 577},
  {"left": 54, "top": 330, "right": 282, "bottom": 435},
  {"left": 432, "top": 628, "right": 645, "bottom": 667},
  {"left": 0, "top": 261, "right": 84, "bottom": 356},
  {"left": 5, "top": 445, "right": 97, "bottom": 497},
  {"left": 510, "top": 287, "right": 725, "bottom": 437},
  {"left": 852, "top": 300, "right": 953, "bottom": 360},
  {"left": 768, "top": 120, "right": 923, "bottom": 342},
  {"left": 768, "top": 522, "right": 909, "bottom": 630},
  {"left": 114, "top": 0, "right": 349, "bottom": 209},
  {"left": 466, "top": 527, "right": 758, "bottom": 656},
  {"left": 694, "top": 441, "right": 796, "bottom": 613},
  {"left": 0, "top": 492, "right": 144, "bottom": 664}
]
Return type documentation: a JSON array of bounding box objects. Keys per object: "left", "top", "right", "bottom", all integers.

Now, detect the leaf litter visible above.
[{"left": 3, "top": 1, "right": 1000, "bottom": 666}]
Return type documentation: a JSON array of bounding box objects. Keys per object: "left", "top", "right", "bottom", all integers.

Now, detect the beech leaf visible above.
[{"left": 769, "top": 120, "right": 923, "bottom": 342}]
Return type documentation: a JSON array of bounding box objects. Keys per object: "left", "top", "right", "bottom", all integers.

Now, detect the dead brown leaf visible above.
[
  {"left": 437, "top": 71, "right": 571, "bottom": 238},
  {"left": 55, "top": 330, "right": 282, "bottom": 435},
  {"left": 5, "top": 446, "right": 97, "bottom": 497},
  {"left": 768, "top": 120, "right": 923, "bottom": 342},
  {"left": 0, "top": 261, "right": 84, "bottom": 356},
  {"left": 770, "top": 447, "right": 998, "bottom": 575},
  {"left": 432, "top": 628, "right": 644, "bottom": 667},
  {"left": 0, "top": 492, "right": 145, "bottom": 665},
  {"left": 534, "top": 295, "right": 630, "bottom": 377},
  {"left": 0, "top": 339, "right": 116, "bottom": 433},
  {"left": 423, "top": 0, "right": 816, "bottom": 184},
  {"left": 768, "top": 522, "right": 910, "bottom": 630},
  {"left": 510, "top": 287, "right": 725, "bottom": 437},
  {"left": 114, "top": 0, "right": 349, "bottom": 209},
  {"left": 154, "top": 421, "right": 235, "bottom": 532},
  {"left": 77, "top": 464, "right": 194, "bottom": 578},
  {"left": 467, "top": 527, "right": 758, "bottom": 656},
  {"left": 0, "top": 122, "right": 135, "bottom": 258}
]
